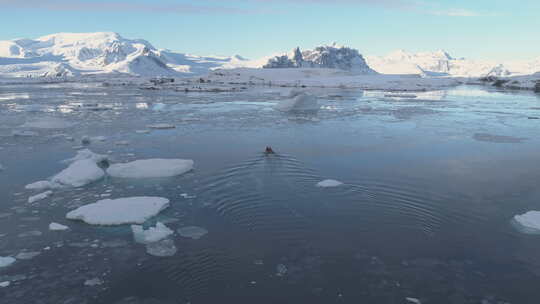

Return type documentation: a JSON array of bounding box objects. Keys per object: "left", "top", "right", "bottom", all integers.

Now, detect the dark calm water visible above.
[{"left": 1, "top": 82, "right": 540, "bottom": 303}]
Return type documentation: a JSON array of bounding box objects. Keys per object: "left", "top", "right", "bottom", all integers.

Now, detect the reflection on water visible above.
[{"left": 0, "top": 82, "right": 540, "bottom": 303}]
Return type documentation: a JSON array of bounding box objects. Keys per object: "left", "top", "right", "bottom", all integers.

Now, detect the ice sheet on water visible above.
[
  {"left": 316, "top": 179, "right": 344, "bottom": 188},
  {"left": 66, "top": 197, "right": 170, "bottom": 225},
  {"left": 28, "top": 191, "right": 53, "bottom": 203},
  {"left": 51, "top": 159, "right": 105, "bottom": 188},
  {"left": 15, "top": 251, "right": 40, "bottom": 260},
  {"left": 513, "top": 211, "right": 540, "bottom": 234},
  {"left": 177, "top": 226, "right": 208, "bottom": 240},
  {"left": 0, "top": 281, "right": 10, "bottom": 288},
  {"left": 147, "top": 123, "right": 175, "bottom": 129},
  {"left": 145, "top": 239, "right": 177, "bottom": 257},
  {"left": 12, "top": 130, "right": 38, "bottom": 137},
  {"left": 107, "top": 159, "right": 194, "bottom": 178},
  {"left": 275, "top": 92, "right": 319, "bottom": 113},
  {"left": 131, "top": 222, "right": 173, "bottom": 244},
  {"left": 61, "top": 149, "right": 108, "bottom": 165},
  {"left": 49, "top": 222, "right": 69, "bottom": 231},
  {"left": 20, "top": 117, "right": 74, "bottom": 129},
  {"left": 0, "top": 256, "right": 15, "bottom": 268}
]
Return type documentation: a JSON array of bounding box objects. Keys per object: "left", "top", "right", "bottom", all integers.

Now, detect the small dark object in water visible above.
[
  {"left": 265, "top": 146, "right": 275, "bottom": 154},
  {"left": 528, "top": 117, "right": 539, "bottom": 120}
]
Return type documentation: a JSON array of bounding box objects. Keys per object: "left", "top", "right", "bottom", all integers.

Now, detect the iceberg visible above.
[
  {"left": 66, "top": 197, "right": 170, "bottom": 225},
  {"left": 107, "top": 159, "right": 194, "bottom": 178}
]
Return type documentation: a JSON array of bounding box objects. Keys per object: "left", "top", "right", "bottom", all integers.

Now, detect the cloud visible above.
[
  {"left": 431, "top": 8, "right": 481, "bottom": 17},
  {"left": 0, "top": 0, "right": 256, "bottom": 14}
]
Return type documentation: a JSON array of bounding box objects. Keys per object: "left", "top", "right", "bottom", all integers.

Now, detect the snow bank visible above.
[
  {"left": 131, "top": 222, "right": 173, "bottom": 244},
  {"left": 177, "top": 226, "right": 208, "bottom": 240},
  {"left": 0, "top": 256, "right": 15, "bottom": 268},
  {"left": 316, "top": 179, "right": 344, "bottom": 188},
  {"left": 107, "top": 159, "right": 194, "bottom": 178},
  {"left": 66, "top": 197, "right": 170, "bottom": 225},
  {"left": 275, "top": 93, "right": 318, "bottom": 112},
  {"left": 513, "top": 211, "right": 540, "bottom": 233},
  {"left": 28, "top": 190, "right": 53, "bottom": 203},
  {"left": 49, "top": 222, "right": 69, "bottom": 231}
]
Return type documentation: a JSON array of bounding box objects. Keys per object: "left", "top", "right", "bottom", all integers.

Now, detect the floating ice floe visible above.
[
  {"left": 146, "top": 239, "right": 177, "bottom": 257},
  {"left": 15, "top": 251, "right": 40, "bottom": 260},
  {"left": 25, "top": 180, "right": 54, "bottom": 191},
  {"left": 49, "top": 222, "right": 69, "bottom": 231},
  {"left": 275, "top": 92, "right": 319, "bottom": 112},
  {"left": 12, "top": 130, "right": 38, "bottom": 137},
  {"left": 147, "top": 123, "right": 175, "bottom": 129},
  {"left": 20, "top": 117, "right": 73, "bottom": 129},
  {"left": 27, "top": 191, "right": 53, "bottom": 203},
  {"left": 26, "top": 150, "right": 107, "bottom": 190},
  {"left": 177, "top": 226, "right": 208, "bottom": 240},
  {"left": 61, "top": 149, "right": 108, "bottom": 164},
  {"left": 66, "top": 197, "right": 170, "bottom": 225},
  {"left": 135, "top": 130, "right": 151, "bottom": 134},
  {"left": 0, "top": 256, "right": 15, "bottom": 268},
  {"left": 91, "top": 136, "right": 107, "bottom": 142},
  {"left": 406, "top": 298, "right": 422, "bottom": 304},
  {"left": 107, "top": 159, "right": 194, "bottom": 178},
  {"left": 115, "top": 140, "right": 130, "bottom": 146},
  {"left": 131, "top": 222, "right": 173, "bottom": 244},
  {"left": 51, "top": 159, "right": 105, "bottom": 188},
  {"left": 513, "top": 211, "right": 540, "bottom": 233},
  {"left": 0, "top": 281, "right": 10, "bottom": 288},
  {"left": 84, "top": 278, "right": 104, "bottom": 287},
  {"left": 316, "top": 179, "right": 344, "bottom": 188}
]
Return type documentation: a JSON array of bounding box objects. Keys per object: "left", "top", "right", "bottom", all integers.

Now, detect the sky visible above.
[{"left": 0, "top": 0, "right": 539, "bottom": 61}]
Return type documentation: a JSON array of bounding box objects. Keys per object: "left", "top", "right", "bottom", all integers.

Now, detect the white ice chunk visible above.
[
  {"left": 0, "top": 281, "right": 10, "bottom": 288},
  {"left": 513, "top": 211, "right": 540, "bottom": 233},
  {"left": 275, "top": 93, "right": 318, "bottom": 112},
  {"left": 177, "top": 226, "right": 208, "bottom": 240},
  {"left": 28, "top": 190, "right": 53, "bottom": 203},
  {"left": 49, "top": 222, "right": 69, "bottom": 231},
  {"left": 131, "top": 222, "right": 173, "bottom": 244},
  {"left": 147, "top": 123, "right": 175, "bottom": 129},
  {"left": 107, "top": 159, "right": 194, "bottom": 178},
  {"left": 25, "top": 180, "right": 54, "bottom": 190},
  {"left": 21, "top": 117, "right": 73, "bottom": 129},
  {"left": 66, "top": 197, "right": 170, "bottom": 225},
  {"left": 316, "top": 179, "right": 344, "bottom": 188},
  {"left": 146, "top": 239, "right": 177, "bottom": 257},
  {"left": 51, "top": 159, "right": 104, "bottom": 188},
  {"left": 84, "top": 278, "right": 104, "bottom": 286},
  {"left": 61, "top": 149, "right": 108, "bottom": 164},
  {"left": 406, "top": 298, "right": 422, "bottom": 304},
  {"left": 0, "top": 256, "right": 15, "bottom": 268},
  {"left": 15, "top": 251, "right": 40, "bottom": 260},
  {"left": 12, "top": 130, "right": 38, "bottom": 137}
]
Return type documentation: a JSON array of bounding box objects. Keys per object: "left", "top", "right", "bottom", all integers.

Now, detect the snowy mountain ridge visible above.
[
  {"left": 0, "top": 32, "right": 251, "bottom": 77},
  {"left": 366, "top": 50, "right": 540, "bottom": 77}
]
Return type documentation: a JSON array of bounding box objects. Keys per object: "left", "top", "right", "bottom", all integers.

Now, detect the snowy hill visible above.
[
  {"left": 263, "top": 44, "right": 377, "bottom": 74},
  {"left": 366, "top": 50, "right": 540, "bottom": 77},
  {"left": 0, "top": 32, "right": 250, "bottom": 77}
]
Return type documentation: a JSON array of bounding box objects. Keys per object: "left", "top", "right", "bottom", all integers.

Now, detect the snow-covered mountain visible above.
[
  {"left": 0, "top": 32, "right": 251, "bottom": 77},
  {"left": 366, "top": 50, "right": 540, "bottom": 77},
  {"left": 263, "top": 43, "right": 377, "bottom": 74}
]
